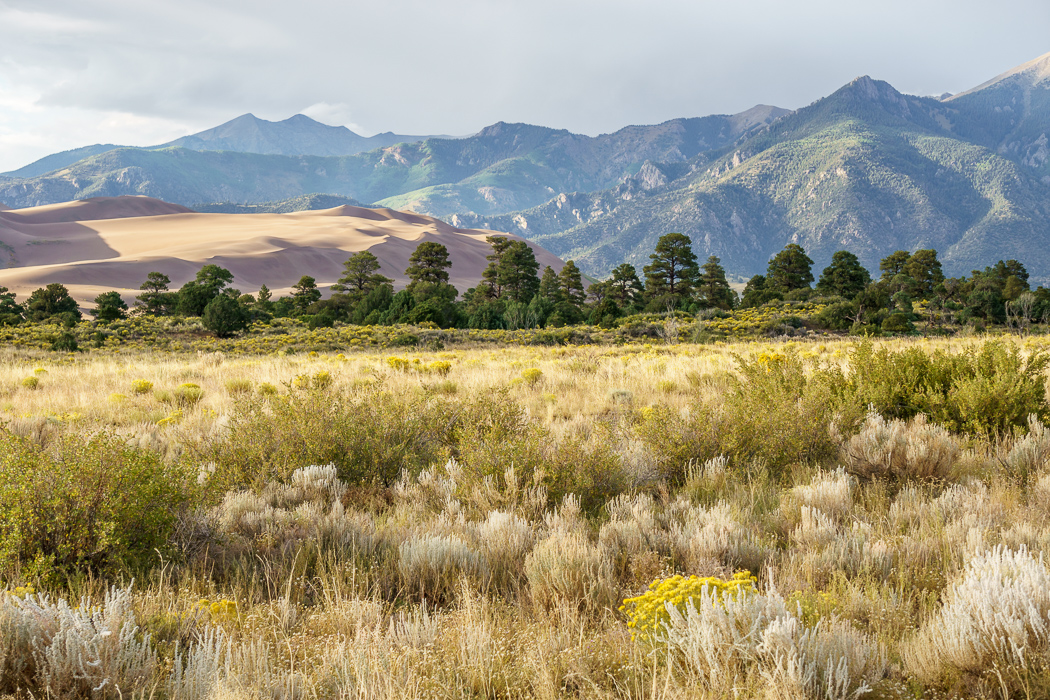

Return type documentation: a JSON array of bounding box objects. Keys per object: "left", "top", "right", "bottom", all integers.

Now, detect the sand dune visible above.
[
  {"left": 0, "top": 196, "right": 564, "bottom": 305},
  {"left": 0, "top": 203, "right": 9, "bottom": 212}
]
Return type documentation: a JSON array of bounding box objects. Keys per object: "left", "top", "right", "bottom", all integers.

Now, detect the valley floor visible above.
[{"left": 3, "top": 336, "right": 1050, "bottom": 698}]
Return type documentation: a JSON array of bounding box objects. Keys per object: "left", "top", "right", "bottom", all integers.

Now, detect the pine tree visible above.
[
  {"left": 697, "top": 256, "right": 735, "bottom": 309},
  {"left": 291, "top": 276, "right": 322, "bottom": 315},
  {"left": 538, "top": 266, "right": 562, "bottom": 302},
  {"left": 93, "top": 291, "right": 128, "bottom": 322},
  {"left": 643, "top": 233, "right": 699, "bottom": 306},
  {"left": 766, "top": 244, "right": 814, "bottom": 292},
  {"left": 608, "top": 264, "right": 644, "bottom": 309},
  {"left": 406, "top": 242, "right": 452, "bottom": 287},
  {"left": 479, "top": 237, "right": 540, "bottom": 304},
  {"left": 903, "top": 249, "right": 944, "bottom": 299},
  {"left": 816, "top": 251, "right": 871, "bottom": 299},
  {"left": 332, "top": 251, "right": 393, "bottom": 303},
  {"left": 24, "top": 283, "right": 81, "bottom": 322},
  {"left": 558, "top": 260, "right": 586, "bottom": 307},
  {"left": 136, "top": 272, "right": 174, "bottom": 316}
]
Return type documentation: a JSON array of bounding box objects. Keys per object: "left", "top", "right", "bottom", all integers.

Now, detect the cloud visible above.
[{"left": 0, "top": 0, "right": 1048, "bottom": 171}]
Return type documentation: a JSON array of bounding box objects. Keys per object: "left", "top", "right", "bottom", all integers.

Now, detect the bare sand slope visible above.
[{"left": 0, "top": 196, "right": 564, "bottom": 305}]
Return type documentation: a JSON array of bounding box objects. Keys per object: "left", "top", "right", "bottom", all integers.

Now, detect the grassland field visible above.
[{"left": 4, "top": 334, "right": 1050, "bottom": 699}]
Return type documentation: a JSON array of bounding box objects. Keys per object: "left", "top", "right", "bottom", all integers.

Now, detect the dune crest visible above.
[{"left": 0, "top": 197, "right": 563, "bottom": 305}]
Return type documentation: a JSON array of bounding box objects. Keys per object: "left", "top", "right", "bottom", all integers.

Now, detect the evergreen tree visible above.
[
  {"left": 404, "top": 242, "right": 458, "bottom": 325},
  {"left": 254, "top": 284, "right": 274, "bottom": 315},
  {"left": 479, "top": 236, "right": 515, "bottom": 299},
  {"left": 405, "top": 242, "right": 452, "bottom": 288},
  {"left": 332, "top": 251, "right": 393, "bottom": 303},
  {"left": 879, "top": 250, "right": 912, "bottom": 281},
  {"left": 202, "top": 294, "right": 250, "bottom": 338},
  {"left": 538, "top": 266, "right": 562, "bottom": 302},
  {"left": 558, "top": 261, "right": 586, "bottom": 307},
  {"left": 903, "top": 249, "right": 944, "bottom": 299},
  {"left": 643, "top": 233, "right": 699, "bottom": 307},
  {"left": 136, "top": 272, "right": 175, "bottom": 316},
  {"left": 24, "top": 284, "right": 81, "bottom": 322},
  {"left": 740, "top": 275, "right": 783, "bottom": 308},
  {"left": 697, "top": 256, "right": 735, "bottom": 309},
  {"left": 93, "top": 291, "right": 128, "bottom": 322},
  {"left": 816, "top": 251, "right": 871, "bottom": 299},
  {"left": 178, "top": 264, "right": 235, "bottom": 316},
  {"left": 766, "top": 244, "right": 814, "bottom": 292},
  {"left": 291, "top": 276, "right": 322, "bottom": 315},
  {"left": 608, "top": 264, "right": 644, "bottom": 310},
  {"left": 351, "top": 282, "right": 394, "bottom": 325},
  {"left": 0, "top": 287, "right": 22, "bottom": 325},
  {"left": 479, "top": 237, "right": 540, "bottom": 304}
]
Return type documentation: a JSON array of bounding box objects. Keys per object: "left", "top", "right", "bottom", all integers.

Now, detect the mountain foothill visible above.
[{"left": 1, "top": 51, "right": 1049, "bottom": 283}]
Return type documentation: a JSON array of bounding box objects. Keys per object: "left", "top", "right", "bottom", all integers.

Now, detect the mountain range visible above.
[{"left": 1, "top": 52, "right": 1049, "bottom": 282}]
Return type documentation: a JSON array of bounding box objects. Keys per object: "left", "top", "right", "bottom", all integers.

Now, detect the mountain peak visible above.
[{"left": 950, "top": 51, "right": 1050, "bottom": 100}]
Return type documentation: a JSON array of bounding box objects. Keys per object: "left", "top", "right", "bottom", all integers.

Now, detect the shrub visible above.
[
  {"left": 0, "top": 585, "right": 157, "bottom": 697},
  {"left": 257, "top": 382, "right": 279, "bottom": 396},
  {"left": 398, "top": 534, "right": 483, "bottom": 604},
  {"left": 198, "top": 384, "right": 455, "bottom": 488},
  {"left": 905, "top": 545, "right": 1050, "bottom": 693},
  {"left": 427, "top": 360, "right": 452, "bottom": 376},
  {"left": 0, "top": 433, "right": 190, "bottom": 579},
  {"left": 621, "top": 572, "right": 757, "bottom": 642},
  {"left": 671, "top": 500, "right": 769, "bottom": 574},
  {"left": 847, "top": 340, "right": 1049, "bottom": 436},
  {"left": 224, "top": 378, "right": 253, "bottom": 394},
  {"left": 130, "top": 379, "right": 153, "bottom": 395},
  {"left": 521, "top": 368, "right": 543, "bottom": 385},
  {"left": 842, "top": 409, "right": 959, "bottom": 481},
  {"left": 720, "top": 351, "right": 856, "bottom": 475},
  {"left": 50, "top": 331, "right": 78, "bottom": 352},
  {"left": 20, "top": 376, "right": 39, "bottom": 390},
  {"left": 173, "top": 383, "right": 204, "bottom": 406},
  {"left": 525, "top": 531, "right": 615, "bottom": 613},
  {"left": 881, "top": 312, "right": 914, "bottom": 333},
  {"left": 474, "top": 510, "right": 536, "bottom": 595},
  {"left": 658, "top": 584, "right": 886, "bottom": 698}
]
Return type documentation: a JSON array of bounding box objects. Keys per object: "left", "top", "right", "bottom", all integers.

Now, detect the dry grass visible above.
[{"left": 4, "top": 335, "right": 1050, "bottom": 698}]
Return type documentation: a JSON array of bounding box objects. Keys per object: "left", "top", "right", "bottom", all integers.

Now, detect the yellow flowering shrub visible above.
[
  {"left": 521, "top": 368, "right": 543, "bottom": 385},
  {"left": 620, "top": 571, "right": 757, "bottom": 642},
  {"left": 131, "top": 379, "right": 153, "bottom": 394},
  {"left": 21, "top": 376, "right": 39, "bottom": 389},
  {"left": 386, "top": 356, "right": 411, "bottom": 372},
  {"left": 427, "top": 360, "right": 452, "bottom": 375},
  {"left": 194, "top": 598, "right": 239, "bottom": 621}
]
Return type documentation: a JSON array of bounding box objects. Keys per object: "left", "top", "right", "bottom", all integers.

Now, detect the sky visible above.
[{"left": 1, "top": 0, "right": 1048, "bottom": 172}]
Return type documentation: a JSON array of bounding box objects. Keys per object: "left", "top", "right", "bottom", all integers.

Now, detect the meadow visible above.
[{"left": 4, "top": 334, "right": 1050, "bottom": 699}]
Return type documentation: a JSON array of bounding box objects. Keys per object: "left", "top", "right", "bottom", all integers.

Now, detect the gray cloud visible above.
[{"left": 0, "top": 0, "right": 1047, "bottom": 171}]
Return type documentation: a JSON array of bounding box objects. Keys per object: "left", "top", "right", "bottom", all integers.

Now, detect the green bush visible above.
[
  {"left": 881, "top": 313, "right": 915, "bottom": 333},
  {"left": 847, "top": 341, "right": 1049, "bottom": 436},
  {"left": 0, "top": 432, "right": 190, "bottom": 580},
  {"left": 720, "top": 351, "right": 856, "bottom": 473},
  {"left": 199, "top": 383, "right": 454, "bottom": 488},
  {"left": 173, "top": 383, "right": 204, "bottom": 405}
]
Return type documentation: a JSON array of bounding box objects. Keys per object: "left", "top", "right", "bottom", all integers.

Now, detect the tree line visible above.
[{"left": 0, "top": 232, "right": 1046, "bottom": 337}]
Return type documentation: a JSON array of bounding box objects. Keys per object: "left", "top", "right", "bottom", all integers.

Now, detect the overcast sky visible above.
[{"left": 1, "top": 0, "right": 1048, "bottom": 172}]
